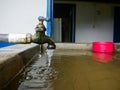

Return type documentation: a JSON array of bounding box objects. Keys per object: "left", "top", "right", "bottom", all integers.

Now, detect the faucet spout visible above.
[
  {"left": 32, "top": 32, "right": 56, "bottom": 49},
  {"left": 45, "top": 36, "right": 56, "bottom": 49},
  {"left": 32, "top": 16, "right": 56, "bottom": 49}
]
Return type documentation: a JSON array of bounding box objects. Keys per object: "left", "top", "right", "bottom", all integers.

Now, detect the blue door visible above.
[{"left": 46, "top": 0, "right": 54, "bottom": 37}]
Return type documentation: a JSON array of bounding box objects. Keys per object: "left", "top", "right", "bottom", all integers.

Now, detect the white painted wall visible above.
[
  {"left": 0, "top": 0, "right": 47, "bottom": 34},
  {"left": 76, "top": 2, "right": 114, "bottom": 43}
]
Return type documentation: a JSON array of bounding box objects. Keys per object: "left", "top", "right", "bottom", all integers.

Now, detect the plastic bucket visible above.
[{"left": 93, "top": 42, "right": 114, "bottom": 53}]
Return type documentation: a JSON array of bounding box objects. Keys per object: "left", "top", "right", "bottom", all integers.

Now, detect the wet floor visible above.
[{"left": 3, "top": 50, "right": 120, "bottom": 90}]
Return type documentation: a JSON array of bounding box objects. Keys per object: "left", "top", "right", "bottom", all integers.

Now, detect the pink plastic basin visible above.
[{"left": 93, "top": 42, "right": 114, "bottom": 53}]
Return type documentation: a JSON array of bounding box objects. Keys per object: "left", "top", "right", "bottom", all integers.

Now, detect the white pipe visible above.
[
  {"left": 8, "top": 33, "right": 32, "bottom": 44},
  {"left": 0, "top": 33, "right": 32, "bottom": 44}
]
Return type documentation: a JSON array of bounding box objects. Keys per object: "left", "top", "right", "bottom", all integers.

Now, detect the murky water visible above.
[{"left": 3, "top": 50, "right": 120, "bottom": 90}]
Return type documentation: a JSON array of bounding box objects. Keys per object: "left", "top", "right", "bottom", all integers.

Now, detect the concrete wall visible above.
[
  {"left": 0, "top": 0, "right": 47, "bottom": 34},
  {"left": 54, "top": 1, "right": 114, "bottom": 43},
  {"left": 0, "top": 44, "right": 39, "bottom": 88},
  {"left": 76, "top": 2, "right": 114, "bottom": 43}
]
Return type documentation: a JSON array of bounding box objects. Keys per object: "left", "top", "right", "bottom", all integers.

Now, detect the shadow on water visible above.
[{"left": 3, "top": 50, "right": 120, "bottom": 90}]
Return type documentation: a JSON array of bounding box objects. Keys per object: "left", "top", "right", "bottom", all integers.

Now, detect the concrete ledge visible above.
[
  {"left": 0, "top": 43, "right": 39, "bottom": 88},
  {"left": 56, "top": 43, "right": 92, "bottom": 50},
  {"left": 56, "top": 43, "right": 120, "bottom": 52},
  {"left": 114, "top": 43, "right": 120, "bottom": 52}
]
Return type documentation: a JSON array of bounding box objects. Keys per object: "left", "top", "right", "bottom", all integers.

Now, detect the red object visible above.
[
  {"left": 93, "top": 52, "right": 113, "bottom": 63},
  {"left": 93, "top": 42, "right": 114, "bottom": 53}
]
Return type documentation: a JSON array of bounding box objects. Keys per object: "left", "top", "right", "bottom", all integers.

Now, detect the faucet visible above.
[
  {"left": 32, "top": 16, "right": 56, "bottom": 49},
  {"left": 0, "top": 16, "right": 56, "bottom": 49}
]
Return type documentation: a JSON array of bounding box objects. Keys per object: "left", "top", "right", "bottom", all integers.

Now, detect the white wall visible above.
[
  {"left": 0, "top": 0, "right": 47, "bottom": 34},
  {"left": 76, "top": 2, "right": 114, "bottom": 43}
]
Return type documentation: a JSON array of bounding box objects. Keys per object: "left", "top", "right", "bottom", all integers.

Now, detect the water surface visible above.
[{"left": 4, "top": 50, "right": 120, "bottom": 90}]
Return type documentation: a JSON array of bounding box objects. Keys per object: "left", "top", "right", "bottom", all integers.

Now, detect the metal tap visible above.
[{"left": 32, "top": 16, "right": 56, "bottom": 49}]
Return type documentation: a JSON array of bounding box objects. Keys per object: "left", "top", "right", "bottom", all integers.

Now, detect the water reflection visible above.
[{"left": 93, "top": 52, "right": 113, "bottom": 63}]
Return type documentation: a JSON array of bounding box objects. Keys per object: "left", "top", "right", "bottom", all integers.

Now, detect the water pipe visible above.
[{"left": 0, "top": 16, "right": 56, "bottom": 49}]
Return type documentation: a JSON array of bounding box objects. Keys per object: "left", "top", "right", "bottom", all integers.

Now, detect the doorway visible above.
[{"left": 54, "top": 4, "right": 76, "bottom": 42}]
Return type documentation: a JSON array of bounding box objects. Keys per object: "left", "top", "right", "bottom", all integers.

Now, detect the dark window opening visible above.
[{"left": 54, "top": 4, "right": 76, "bottom": 42}]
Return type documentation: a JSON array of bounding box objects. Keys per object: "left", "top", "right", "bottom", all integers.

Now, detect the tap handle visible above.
[{"left": 38, "top": 16, "right": 50, "bottom": 22}]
